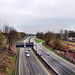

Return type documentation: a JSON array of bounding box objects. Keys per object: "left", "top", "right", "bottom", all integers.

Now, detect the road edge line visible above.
[{"left": 19, "top": 49, "right": 21, "bottom": 75}]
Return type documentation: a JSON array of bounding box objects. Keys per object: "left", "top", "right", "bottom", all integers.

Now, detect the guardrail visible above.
[
  {"left": 32, "top": 48, "right": 58, "bottom": 75},
  {"left": 15, "top": 49, "right": 19, "bottom": 75}
]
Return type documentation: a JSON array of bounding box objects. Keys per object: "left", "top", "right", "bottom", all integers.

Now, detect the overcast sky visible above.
[{"left": 0, "top": 0, "right": 75, "bottom": 33}]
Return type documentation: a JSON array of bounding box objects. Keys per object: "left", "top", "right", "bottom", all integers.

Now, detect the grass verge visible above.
[
  {"left": 34, "top": 38, "right": 45, "bottom": 43},
  {"left": 12, "top": 56, "right": 16, "bottom": 75}
]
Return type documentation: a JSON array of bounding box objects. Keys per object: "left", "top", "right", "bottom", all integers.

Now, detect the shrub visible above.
[
  {"left": 0, "top": 33, "right": 7, "bottom": 52},
  {"left": 48, "top": 38, "right": 65, "bottom": 51}
]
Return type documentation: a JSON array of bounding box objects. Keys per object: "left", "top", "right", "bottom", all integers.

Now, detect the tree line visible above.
[
  {"left": 36, "top": 31, "right": 72, "bottom": 51},
  {"left": 0, "top": 25, "right": 26, "bottom": 53}
]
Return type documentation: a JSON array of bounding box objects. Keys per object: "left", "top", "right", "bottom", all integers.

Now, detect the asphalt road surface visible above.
[
  {"left": 31, "top": 38, "right": 75, "bottom": 75},
  {"left": 19, "top": 38, "right": 48, "bottom": 75}
]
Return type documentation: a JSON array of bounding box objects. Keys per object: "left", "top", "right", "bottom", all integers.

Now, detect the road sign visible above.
[
  {"left": 16, "top": 42, "right": 34, "bottom": 48},
  {"left": 26, "top": 42, "right": 34, "bottom": 48},
  {"left": 16, "top": 42, "right": 24, "bottom": 47}
]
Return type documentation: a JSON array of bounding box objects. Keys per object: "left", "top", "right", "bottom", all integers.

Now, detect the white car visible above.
[
  {"left": 46, "top": 53, "right": 50, "bottom": 56},
  {"left": 26, "top": 54, "right": 30, "bottom": 57}
]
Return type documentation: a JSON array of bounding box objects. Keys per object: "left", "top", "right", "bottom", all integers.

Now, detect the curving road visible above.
[{"left": 30, "top": 38, "right": 75, "bottom": 75}]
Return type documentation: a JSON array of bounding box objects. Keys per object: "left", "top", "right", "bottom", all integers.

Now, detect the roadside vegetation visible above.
[
  {"left": 36, "top": 31, "right": 75, "bottom": 64},
  {"left": 34, "top": 38, "right": 44, "bottom": 43},
  {"left": 63, "top": 41, "right": 75, "bottom": 45},
  {"left": 36, "top": 31, "right": 68, "bottom": 51},
  {"left": 35, "top": 38, "right": 75, "bottom": 64},
  {"left": 0, "top": 25, "right": 26, "bottom": 75},
  {"left": 42, "top": 42, "right": 75, "bottom": 64}
]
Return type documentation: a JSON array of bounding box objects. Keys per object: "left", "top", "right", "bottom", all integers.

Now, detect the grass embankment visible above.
[
  {"left": 0, "top": 50, "right": 16, "bottom": 75},
  {"left": 34, "top": 38, "right": 45, "bottom": 43},
  {"left": 0, "top": 39, "right": 23, "bottom": 75},
  {"left": 34, "top": 38, "right": 75, "bottom": 65}
]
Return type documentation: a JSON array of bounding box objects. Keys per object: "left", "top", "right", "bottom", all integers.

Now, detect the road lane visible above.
[
  {"left": 30, "top": 38, "right": 75, "bottom": 75},
  {"left": 20, "top": 48, "right": 30, "bottom": 75},
  {"left": 25, "top": 48, "right": 48, "bottom": 75},
  {"left": 41, "top": 51, "right": 74, "bottom": 75},
  {"left": 20, "top": 38, "right": 48, "bottom": 75},
  {"left": 38, "top": 42, "right": 75, "bottom": 71}
]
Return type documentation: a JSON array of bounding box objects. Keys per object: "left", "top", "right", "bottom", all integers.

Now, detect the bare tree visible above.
[
  {"left": 3, "top": 25, "right": 9, "bottom": 33},
  {"left": 3, "top": 25, "right": 18, "bottom": 51},
  {"left": 8, "top": 27, "right": 18, "bottom": 50},
  {"left": 3, "top": 25, "right": 10, "bottom": 40}
]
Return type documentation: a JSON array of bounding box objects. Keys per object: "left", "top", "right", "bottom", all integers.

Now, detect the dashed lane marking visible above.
[
  {"left": 32, "top": 61, "right": 34, "bottom": 64},
  {"left": 25, "top": 56, "right": 26, "bottom": 59},
  {"left": 39, "top": 73, "right": 40, "bottom": 75},
  {"left": 27, "top": 66, "right": 30, "bottom": 72},
  {"left": 26, "top": 60, "right": 27, "bottom": 64}
]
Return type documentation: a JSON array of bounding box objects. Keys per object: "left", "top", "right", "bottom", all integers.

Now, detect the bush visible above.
[
  {"left": 52, "top": 38, "right": 61, "bottom": 49},
  {"left": 0, "top": 33, "right": 7, "bottom": 52},
  {"left": 48, "top": 38, "right": 65, "bottom": 51}
]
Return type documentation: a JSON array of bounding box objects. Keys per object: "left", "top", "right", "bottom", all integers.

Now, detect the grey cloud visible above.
[{"left": 0, "top": 0, "right": 75, "bottom": 33}]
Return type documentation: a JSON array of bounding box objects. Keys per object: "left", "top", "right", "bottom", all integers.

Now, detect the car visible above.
[
  {"left": 26, "top": 54, "right": 30, "bottom": 57},
  {"left": 39, "top": 54, "right": 42, "bottom": 56},
  {"left": 46, "top": 53, "right": 50, "bottom": 56},
  {"left": 28, "top": 49, "right": 31, "bottom": 51},
  {"left": 25, "top": 51, "right": 29, "bottom": 54}
]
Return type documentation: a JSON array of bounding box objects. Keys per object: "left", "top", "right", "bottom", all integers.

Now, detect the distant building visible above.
[{"left": 68, "top": 37, "right": 73, "bottom": 41}]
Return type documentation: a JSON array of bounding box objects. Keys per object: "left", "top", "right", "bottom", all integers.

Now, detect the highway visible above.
[
  {"left": 30, "top": 38, "right": 75, "bottom": 75},
  {"left": 19, "top": 38, "right": 48, "bottom": 75}
]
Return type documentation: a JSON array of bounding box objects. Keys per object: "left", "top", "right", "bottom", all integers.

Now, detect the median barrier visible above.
[{"left": 32, "top": 48, "right": 58, "bottom": 75}]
